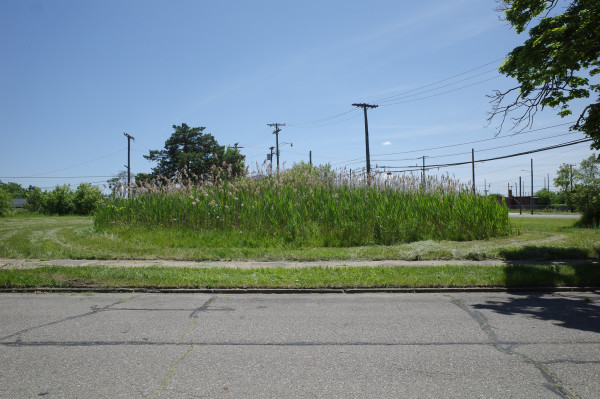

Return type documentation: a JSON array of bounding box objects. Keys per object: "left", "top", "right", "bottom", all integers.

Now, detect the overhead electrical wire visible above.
[
  {"left": 379, "top": 75, "right": 501, "bottom": 107},
  {"left": 373, "top": 58, "right": 504, "bottom": 104},
  {"left": 376, "top": 130, "right": 579, "bottom": 162},
  {"left": 370, "top": 121, "right": 575, "bottom": 157},
  {"left": 331, "top": 121, "right": 576, "bottom": 168},
  {"left": 26, "top": 148, "right": 127, "bottom": 177},
  {"left": 376, "top": 68, "right": 499, "bottom": 105},
  {"left": 279, "top": 57, "right": 506, "bottom": 131},
  {"left": 287, "top": 108, "right": 358, "bottom": 127},
  {"left": 378, "top": 138, "right": 593, "bottom": 172}
]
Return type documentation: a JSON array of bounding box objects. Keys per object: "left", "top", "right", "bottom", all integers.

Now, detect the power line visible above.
[
  {"left": 371, "top": 121, "right": 575, "bottom": 158},
  {"left": 379, "top": 138, "right": 593, "bottom": 171},
  {"left": 331, "top": 121, "right": 576, "bottom": 167},
  {"left": 284, "top": 58, "right": 505, "bottom": 130},
  {"left": 24, "top": 148, "right": 127, "bottom": 177},
  {"left": 287, "top": 108, "right": 358, "bottom": 127},
  {"left": 377, "top": 68, "right": 499, "bottom": 105},
  {"left": 379, "top": 75, "right": 501, "bottom": 107},
  {"left": 384, "top": 130, "right": 579, "bottom": 162},
  {"left": 373, "top": 58, "right": 504, "bottom": 104}
]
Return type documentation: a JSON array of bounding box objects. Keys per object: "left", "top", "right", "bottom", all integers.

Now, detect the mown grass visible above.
[
  {"left": 1, "top": 214, "right": 598, "bottom": 261},
  {"left": 95, "top": 169, "right": 511, "bottom": 247},
  {"left": 1, "top": 264, "right": 598, "bottom": 289}
]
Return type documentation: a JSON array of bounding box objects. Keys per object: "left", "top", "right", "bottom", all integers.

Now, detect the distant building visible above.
[{"left": 12, "top": 198, "right": 26, "bottom": 209}]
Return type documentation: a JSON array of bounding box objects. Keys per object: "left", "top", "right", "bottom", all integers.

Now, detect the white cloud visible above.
[{"left": 382, "top": 141, "right": 392, "bottom": 146}]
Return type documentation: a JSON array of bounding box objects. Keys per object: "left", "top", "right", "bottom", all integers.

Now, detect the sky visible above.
[{"left": 1, "top": 0, "right": 597, "bottom": 196}]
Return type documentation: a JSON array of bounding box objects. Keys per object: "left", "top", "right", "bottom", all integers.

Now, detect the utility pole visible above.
[
  {"left": 471, "top": 148, "right": 475, "bottom": 193},
  {"left": 422, "top": 156, "right": 426, "bottom": 187},
  {"left": 352, "top": 103, "right": 378, "bottom": 182},
  {"left": 123, "top": 132, "right": 135, "bottom": 198},
  {"left": 530, "top": 158, "right": 534, "bottom": 215},
  {"left": 519, "top": 176, "right": 522, "bottom": 197},
  {"left": 268, "top": 123, "right": 285, "bottom": 174},
  {"left": 268, "top": 146, "right": 275, "bottom": 174},
  {"left": 569, "top": 164, "right": 575, "bottom": 212},
  {"left": 519, "top": 176, "right": 522, "bottom": 215},
  {"left": 309, "top": 151, "right": 312, "bottom": 166}
]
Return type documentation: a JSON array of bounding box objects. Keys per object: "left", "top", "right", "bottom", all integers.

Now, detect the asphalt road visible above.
[
  {"left": 508, "top": 212, "right": 581, "bottom": 218},
  {"left": 1, "top": 292, "right": 599, "bottom": 398}
]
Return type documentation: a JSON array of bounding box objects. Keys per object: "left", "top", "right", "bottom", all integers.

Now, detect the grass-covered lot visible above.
[
  {"left": 0, "top": 214, "right": 597, "bottom": 261},
  {"left": 0, "top": 214, "right": 598, "bottom": 289}
]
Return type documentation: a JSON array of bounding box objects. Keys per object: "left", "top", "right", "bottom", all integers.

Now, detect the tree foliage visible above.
[
  {"left": 24, "top": 184, "right": 103, "bottom": 215},
  {"left": 490, "top": 0, "right": 600, "bottom": 148},
  {"left": 552, "top": 154, "right": 600, "bottom": 224},
  {"left": 0, "top": 189, "right": 12, "bottom": 216},
  {"left": 0, "top": 181, "right": 27, "bottom": 199},
  {"left": 144, "top": 123, "right": 245, "bottom": 180}
]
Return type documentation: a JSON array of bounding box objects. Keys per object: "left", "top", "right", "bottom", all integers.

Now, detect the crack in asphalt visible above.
[
  {"left": 0, "top": 295, "right": 139, "bottom": 343},
  {"left": 448, "top": 295, "right": 581, "bottom": 399},
  {"left": 150, "top": 295, "right": 218, "bottom": 399}
]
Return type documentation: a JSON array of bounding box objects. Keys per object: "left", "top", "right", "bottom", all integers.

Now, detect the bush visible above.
[
  {"left": 0, "top": 189, "right": 12, "bottom": 217},
  {"left": 534, "top": 189, "right": 558, "bottom": 207},
  {"left": 44, "top": 185, "right": 75, "bottom": 215},
  {"left": 25, "top": 186, "right": 46, "bottom": 213},
  {"left": 74, "top": 183, "right": 104, "bottom": 215},
  {"left": 573, "top": 185, "right": 600, "bottom": 226}
]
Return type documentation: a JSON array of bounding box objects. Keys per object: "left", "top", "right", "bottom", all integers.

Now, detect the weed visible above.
[{"left": 95, "top": 166, "right": 511, "bottom": 247}]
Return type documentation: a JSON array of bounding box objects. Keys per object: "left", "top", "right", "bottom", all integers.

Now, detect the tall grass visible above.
[{"left": 94, "top": 166, "right": 510, "bottom": 247}]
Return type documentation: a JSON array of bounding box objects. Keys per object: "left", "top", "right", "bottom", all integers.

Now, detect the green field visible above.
[
  {"left": 1, "top": 214, "right": 598, "bottom": 289},
  {"left": 0, "top": 214, "right": 598, "bottom": 262}
]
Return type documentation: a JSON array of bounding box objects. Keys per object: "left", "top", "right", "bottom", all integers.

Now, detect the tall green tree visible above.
[
  {"left": 144, "top": 123, "right": 245, "bottom": 179},
  {"left": 575, "top": 154, "right": 600, "bottom": 185},
  {"left": 489, "top": 0, "right": 600, "bottom": 149}
]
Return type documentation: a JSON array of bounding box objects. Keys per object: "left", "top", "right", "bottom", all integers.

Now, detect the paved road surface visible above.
[
  {"left": 509, "top": 213, "right": 581, "bottom": 218},
  {"left": 1, "top": 292, "right": 599, "bottom": 398}
]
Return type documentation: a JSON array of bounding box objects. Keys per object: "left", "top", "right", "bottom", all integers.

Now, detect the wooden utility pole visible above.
[
  {"left": 471, "top": 148, "right": 475, "bottom": 193},
  {"left": 268, "top": 123, "right": 285, "bottom": 174},
  {"left": 530, "top": 158, "right": 534, "bottom": 215},
  {"left": 352, "top": 103, "right": 378, "bottom": 181},
  {"left": 268, "top": 146, "right": 275, "bottom": 174},
  {"left": 422, "top": 156, "right": 426, "bottom": 186},
  {"left": 123, "top": 132, "right": 135, "bottom": 198}
]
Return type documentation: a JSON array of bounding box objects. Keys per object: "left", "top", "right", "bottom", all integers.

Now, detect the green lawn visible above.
[
  {"left": 1, "top": 214, "right": 599, "bottom": 289},
  {"left": 2, "top": 264, "right": 599, "bottom": 289},
  {"left": 0, "top": 214, "right": 598, "bottom": 262}
]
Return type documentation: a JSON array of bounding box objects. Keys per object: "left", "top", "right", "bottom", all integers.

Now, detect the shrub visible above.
[
  {"left": 0, "top": 189, "right": 12, "bottom": 217},
  {"left": 534, "top": 189, "right": 557, "bottom": 207},
  {"left": 44, "top": 185, "right": 75, "bottom": 215},
  {"left": 25, "top": 186, "right": 46, "bottom": 213},
  {"left": 573, "top": 185, "right": 600, "bottom": 227},
  {"left": 74, "top": 183, "right": 104, "bottom": 215}
]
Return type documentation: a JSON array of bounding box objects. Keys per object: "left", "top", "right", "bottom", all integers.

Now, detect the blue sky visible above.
[{"left": 1, "top": 0, "right": 596, "bottom": 195}]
